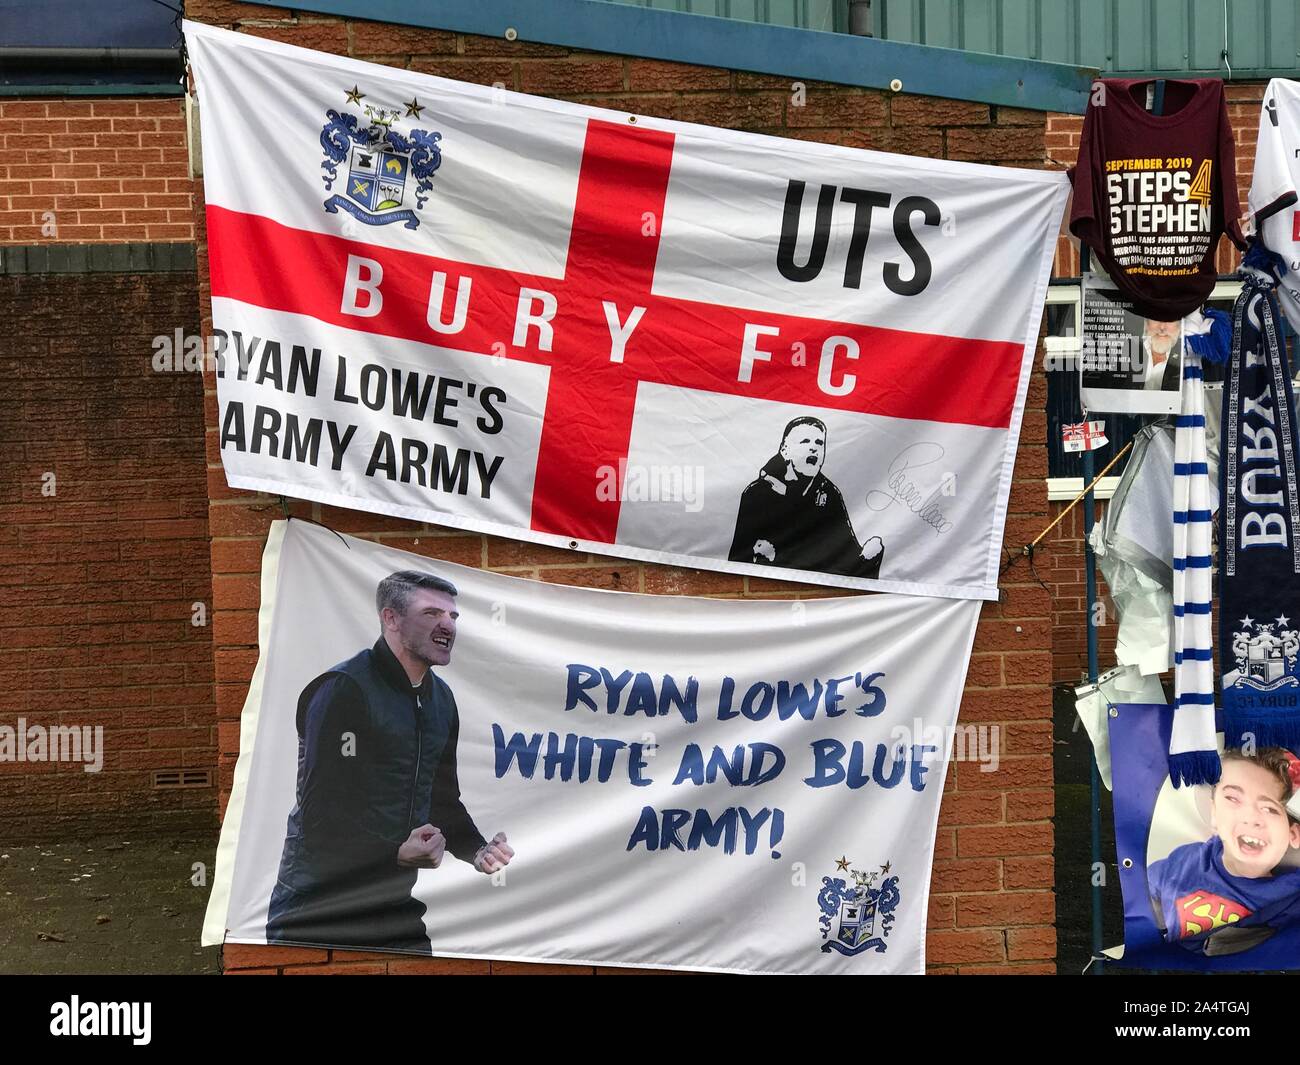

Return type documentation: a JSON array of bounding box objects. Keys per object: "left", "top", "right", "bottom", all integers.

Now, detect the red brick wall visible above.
[
  {"left": 0, "top": 85, "right": 213, "bottom": 834},
  {"left": 0, "top": 271, "right": 216, "bottom": 837},
  {"left": 1039, "top": 498, "right": 1117, "bottom": 686},
  {"left": 0, "top": 99, "right": 193, "bottom": 244},
  {"left": 1043, "top": 80, "right": 1265, "bottom": 683},
  {"left": 188, "top": 3, "right": 1058, "bottom": 975}
]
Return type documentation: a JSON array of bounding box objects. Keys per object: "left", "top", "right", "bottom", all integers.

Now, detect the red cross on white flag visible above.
[{"left": 186, "top": 21, "right": 1068, "bottom": 600}]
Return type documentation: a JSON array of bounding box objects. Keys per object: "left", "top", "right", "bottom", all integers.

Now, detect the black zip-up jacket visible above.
[
  {"left": 728, "top": 454, "right": 883, "bottom": 579},
  {"left": 275, "top": 637, "right": 486, "bottom": 898}
]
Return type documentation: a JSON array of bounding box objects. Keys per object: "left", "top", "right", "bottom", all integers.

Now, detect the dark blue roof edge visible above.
[{"left": 273, "top": 0, "right": 1098, "bottom": 115}]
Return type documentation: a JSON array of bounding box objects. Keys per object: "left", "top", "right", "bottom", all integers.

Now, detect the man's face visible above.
[
  {"left": 780, "top": 424, "right": 825, "bottom": 478},
  {"left": 386, "top": 588, "right": 458, "bottom": 669},
  {"left": 1210, "top": 759, "right": 1300, "bottom": 878},
  {"left": 1144, "top": 318, "right": 1179, "bottom": 358}
]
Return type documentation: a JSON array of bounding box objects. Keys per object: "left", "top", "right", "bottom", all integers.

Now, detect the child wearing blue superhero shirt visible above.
[{"left": 1147, "top": 747, "right": 1300, "bottom": 956}]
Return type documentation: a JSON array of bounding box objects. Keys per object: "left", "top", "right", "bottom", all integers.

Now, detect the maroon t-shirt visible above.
[{"left": 1070, "top": 78, "right": 1246, "bottom": 321}]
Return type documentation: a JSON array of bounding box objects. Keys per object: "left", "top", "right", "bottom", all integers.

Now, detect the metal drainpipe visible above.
[
  {"left": 848, "top": 0, "right": 873, "bottom": 36},
  {"left": 0, "top": 48, "right": 179, "bottom": 61}
]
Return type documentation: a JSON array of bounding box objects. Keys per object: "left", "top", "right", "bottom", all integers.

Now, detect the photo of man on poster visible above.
[
  {"left": 1139, "top": 317, "right": 1183, "bottom": 391},
  {"left": 266, "top": 570, "right": 514, "bottom": 953},
  {"left": 729, "top": 416, "right": 885, "bottom": 579}
]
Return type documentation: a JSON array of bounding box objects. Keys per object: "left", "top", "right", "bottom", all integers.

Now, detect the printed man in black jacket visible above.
[
  {"left": 267, "top": 570, "right": 513, "bottom": 952},
  {"left": 729, "top": 416, "right": 884, "bottom": 580}
]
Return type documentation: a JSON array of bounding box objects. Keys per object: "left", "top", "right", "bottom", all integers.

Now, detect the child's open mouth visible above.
[{"left": 1236, "top": 834, "right": 1268, "bottom": 855}]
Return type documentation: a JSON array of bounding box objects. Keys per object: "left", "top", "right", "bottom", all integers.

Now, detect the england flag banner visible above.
[
  {"left": 185, "top": 21, "right": 1068, "bottom": 600},
  {"left": 202, "top": 520, "right": 983, "bottom": 974}
]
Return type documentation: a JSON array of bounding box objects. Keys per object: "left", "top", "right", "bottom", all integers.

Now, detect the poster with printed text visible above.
[
  {"left": 202, "top": 520, "right": 983, "bottom": 974},
  {"left": 185, "top": 20, "right": 1068, "bottom": 601}
]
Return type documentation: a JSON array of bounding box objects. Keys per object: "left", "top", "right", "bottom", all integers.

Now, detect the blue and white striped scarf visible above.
[{"left": 1170, "top": 339, "right": 1220, "bottom": 787}]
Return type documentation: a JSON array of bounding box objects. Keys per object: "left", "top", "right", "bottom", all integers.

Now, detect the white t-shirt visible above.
[{"left": 1250, "top": 79, "right": 1300, "bottom": 325}]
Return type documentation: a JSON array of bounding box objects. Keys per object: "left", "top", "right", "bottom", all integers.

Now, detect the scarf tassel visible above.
[
  {"left": 1167, "top": 750, "right": 1223, "bottom": 788},
  {"left": 1223, "top": 711, "right": 1300, "bottom": 755}
]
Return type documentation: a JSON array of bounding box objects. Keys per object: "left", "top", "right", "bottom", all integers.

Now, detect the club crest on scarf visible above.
[
  {"left": 1230, "top": 616, "right": 1300, "bottom": 691},
  {"left": 817, "top": 858, "right": 900, "bottom": 956},
  {"left": 320, "top": 86, "right": 442, "bottom": 230}
]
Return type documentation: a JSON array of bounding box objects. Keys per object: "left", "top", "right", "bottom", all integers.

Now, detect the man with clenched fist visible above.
[{"left": 268, "top": 570, "right": 513, "bottom": 953}]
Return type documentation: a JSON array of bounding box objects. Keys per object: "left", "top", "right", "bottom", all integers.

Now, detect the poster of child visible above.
[{"left": 1110, "top": 704, "right": 1300, "bottom": 970}]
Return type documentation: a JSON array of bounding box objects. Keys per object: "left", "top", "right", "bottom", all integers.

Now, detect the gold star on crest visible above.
[
  {"left": 345, "top": 85, "right": 364, "bottom": 105},
  {"left": 835, "top": 856, "right": 851, "bottom": 872},
  {"left": 881, "top": 861, "right": 892, "bottom": 875},
  {"left": 404, "top": 97, "right": 424, "bottom": 119}
]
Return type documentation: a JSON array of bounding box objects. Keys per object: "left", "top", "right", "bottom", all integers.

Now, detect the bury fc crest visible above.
[
  {"left": 320, "top": 86, "right": 442, "bottom": 229},
  {"left": 818, "top": 857, "right": 900, "bottom": 956},
  {"left": 1229, "top": 616, "right": 1300, "bottom": 693}
]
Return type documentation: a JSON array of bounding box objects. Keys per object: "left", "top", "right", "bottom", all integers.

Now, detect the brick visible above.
[
  {"left": 460, "top": 36, "right": 571, "bottom": 59},
  {"left": 183, "top": 0, "right": 276, "bottom": 21},
  {"left": 409, "top": 59, "right": 516, "bottom": 89},
  {"left": 971, "top": 619, "right": 1051, "bottom": 654},
  {"left": 925, "top": 929, "right": 1005, "bottom": 965},
  {"left": 535, "top": 566, "right": 636, "bottom": 591},
  {"left": 957, "top": 823, "right": 1053, "bottom": 858},
  {"left": 239, "top": 21, "right": 350, "bottom": 56},
  {"left": 351, "top": 21, "right": 457, "bottom": 55},
  {"left": 284, "top": 962, "right": 389, "bottom": 975},
  {"left": 675, "top": 93, "right": 785, "bottom": 131},
  {"left": 224, "top": 944, "right": 329, "bottom": 968},
  {"left": 954, "top": 756, "right": 1052, "bottom": 791},
  {"left": 372, "top": 534, "right": 484, "bottom": 567},
  {"left": 1007, "top": 926, "right": 1057, "bottom": 961},
  {"left": 891, "top": 97, "right": 989, "bottom": 126},
  {"left": 519, "top": 59, "right": 625, "bottom": 95},
  {"left": 994, "top": 106, "right": 1047, "bottom": 126},
  {"left": 995, "top": 584, "right": 1051, "bottom": 619},
  {"left": 956, "top": 685, "right": 1051, "bottom": 722},
  {"left": 643, "top": 565, "right": 742, "bottom": 596},
  {"left": 928, "top": 894, "right": 954, "bottom": 928},
  {"left": 485, "top": 534, "right": 579, "bottom": 568},
  {"left": 956, "top": 891, "right": 1054, "bottom": 927},
  {"left": 938, "top": 791, "right": 1003, "bottom": 827},
  {"left": 930, "top": 858, "right": 1001, "bottom": 893},
  {"left": 963, "top": 653, "right": 1003, "bottom": 687},
  {"left": 1003, "top": 651, "right": 1052, "bottom": 685},
  {"left": 946, "top": 126, "right": 1045, "bottom": 162},
  {"left": 207, "top": 503, "right": 278, "bottom": 538},
  {"left": 386, "top": 957, "right": 491, "bottom": 974},
  {"left": 1003, "top": 722, "right": 1052, "bottom": 754},
  {"left": 785, "top": 91, "right": 888, "bottom": 128},
  {"left": 1005, "top": 788, "right": 1053, "bottom": 822},
  {"left": 627, "top": 59, "right": 730, "bottom": 92},
  {"left": 932, "top": 828, "right": 955, "bottom": 861},
  {"left": 1004, "top": 855, "right": 1054, "bottom": 890},
  {"left": 958, "top": 961, "right": 1055, "bottom": 975}
]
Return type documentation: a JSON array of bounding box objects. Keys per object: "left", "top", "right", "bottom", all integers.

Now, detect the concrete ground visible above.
[{"left": 0, "top": 835, "right": 221, "bottom": 975}]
